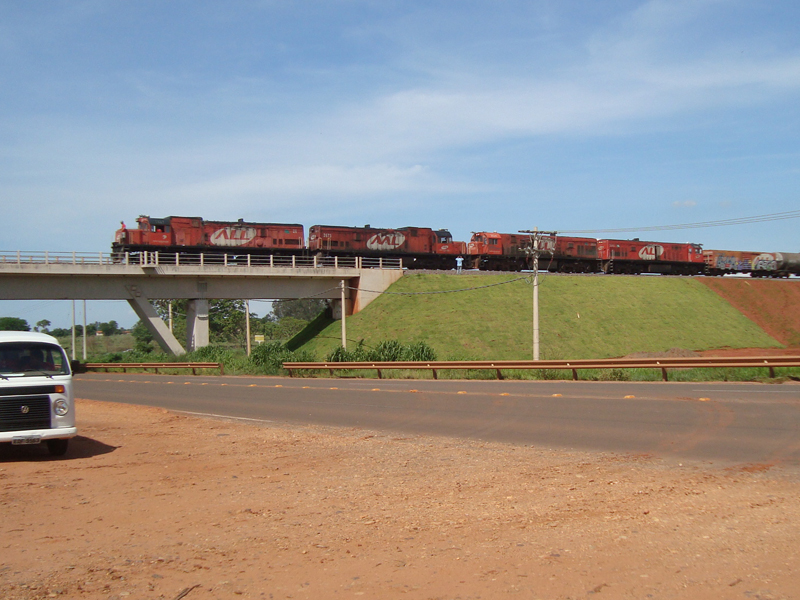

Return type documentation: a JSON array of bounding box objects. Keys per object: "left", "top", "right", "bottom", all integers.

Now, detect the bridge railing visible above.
[
  {"left": 0, "top": 251, "right": 403, "bottom": 270},
  {"left": 0, "top": 251, "right": 116, "bottom": 266}
]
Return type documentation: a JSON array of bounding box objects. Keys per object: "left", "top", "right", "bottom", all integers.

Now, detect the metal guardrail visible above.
[
  {"left": 283, "top": 356, "right": 800, "bottom": 381},
  {"left": 83, "top": 362, "right": 224, "bottom": 375},
  {"left": 0, "top": 250, "right": 403, "bottom": 270}
]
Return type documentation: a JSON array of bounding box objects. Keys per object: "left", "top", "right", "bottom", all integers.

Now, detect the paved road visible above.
[{"left": 74, "top": 373, "right": 800, "bottom": 467}]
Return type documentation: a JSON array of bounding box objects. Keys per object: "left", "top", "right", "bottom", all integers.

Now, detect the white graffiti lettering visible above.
[{"left": 210, "top": 227, "right": 257, "bottom": 247}]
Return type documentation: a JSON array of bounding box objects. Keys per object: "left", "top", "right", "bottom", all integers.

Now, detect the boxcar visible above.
[{"left": 703, "top": 249, "right": 765, "bottom": 275}]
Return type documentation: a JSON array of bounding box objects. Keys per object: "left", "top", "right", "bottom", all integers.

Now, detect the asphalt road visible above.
[{"left": 74, "top": 373, "right": 800, "bottom": 467}]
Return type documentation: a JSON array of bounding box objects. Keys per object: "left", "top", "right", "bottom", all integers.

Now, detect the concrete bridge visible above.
[{"left": 0, "top": 251, "right": 403, "bottom": 355}]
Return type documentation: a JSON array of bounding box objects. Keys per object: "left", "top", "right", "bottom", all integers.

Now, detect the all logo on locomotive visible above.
[{"left": 113, "top": 215, "right": 800, "bottom": 277}]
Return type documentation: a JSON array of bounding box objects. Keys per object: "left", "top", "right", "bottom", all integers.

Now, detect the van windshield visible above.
[{"left": 0, "top": 342, "right": 70, "bottom": 377}]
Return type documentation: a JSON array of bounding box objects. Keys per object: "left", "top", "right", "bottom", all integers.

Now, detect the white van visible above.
[{"left": 0, "top": 331, "right": 76, "bottom": 456}]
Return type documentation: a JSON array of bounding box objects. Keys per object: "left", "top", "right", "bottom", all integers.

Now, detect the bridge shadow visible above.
[{"left": 0, "top": 435, "right": 117, "bottom": 462}]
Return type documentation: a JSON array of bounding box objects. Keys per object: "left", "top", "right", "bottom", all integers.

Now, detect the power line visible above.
[
  {"left": 348, "top": 276, "right": 530, "bottom": 296},
  {"left": 558, "top": 209, "right": 800, "bottom": 235}
]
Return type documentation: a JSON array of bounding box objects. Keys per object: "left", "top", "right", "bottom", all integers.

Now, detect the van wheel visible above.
[{"left": 46, "top": 439, "right": 69, "bottom": 456}]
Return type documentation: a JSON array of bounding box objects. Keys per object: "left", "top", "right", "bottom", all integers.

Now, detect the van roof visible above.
[{"left": 0, "top": 331, "right": 62, "bottom": 345}]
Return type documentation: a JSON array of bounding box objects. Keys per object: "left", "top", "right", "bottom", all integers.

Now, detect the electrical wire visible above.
[
  {"left": 346, "top": 276, "right": 530, "bottom": 296},
  {"left": 558, "top": 209, "right": 800, "bottom": 235}
]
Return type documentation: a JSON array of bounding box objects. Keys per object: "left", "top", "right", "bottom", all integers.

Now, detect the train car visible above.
[
  {"left": 751, "top": 252, "right": 800, "bottom": 277},
  {"left": 703, "top": 249, "right": 766, "bottom": 276},
  {"left": 543, "top": 236, "right": 600, "bottom": 273},
  {"left": 307, "top": 225, "right": 463, "bottom": 269},
  {"left": 114, "top": 216, "right": 305, "bottom": 256},
  {"left": 467, "top": 232, "right": 532, "bottom": 270},
  {"left": 775, "top": 252, "right": 800, "bottom": 276},
  {"left": 597, "top": 239, "right": 705, "bottom": 275}
]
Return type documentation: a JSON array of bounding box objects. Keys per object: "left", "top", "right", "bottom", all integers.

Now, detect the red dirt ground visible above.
[
  {"left": 698, "top": 278, "right": 800, "bottom": 349},
  {"left": 3, "top": 399, "right": 800, "bottom": 600}
]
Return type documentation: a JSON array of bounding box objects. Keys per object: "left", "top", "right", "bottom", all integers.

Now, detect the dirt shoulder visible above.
[{"left": 2, "top": 399, "right": 800, "bottom": 600}]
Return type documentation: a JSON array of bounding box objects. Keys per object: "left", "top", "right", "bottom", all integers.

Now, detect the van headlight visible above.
[{"left": 54, "top": 399, "right": 70, "bottom": 416}]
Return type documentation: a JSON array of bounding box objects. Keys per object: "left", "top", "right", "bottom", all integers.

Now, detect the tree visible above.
[
  {"left": 35, "top": 319, "right": 51, "bottom": 333},
  {"left": 0, "top": 317, "right": 31, "bottom": 331},
  {"left": 209, "top": 300, "right": 247, "bottom": 342},
  {"left": 99, "top": 321, "right": 120, "bottom": 336},
  {"left": 271, "top": 298, "right": 327, "bottom": 321},
  {"left": 151, "top": 299, "right": 252, "bottom": 345},
  {"left": 131, "top": 321, "right": 154, "bottom": 353}
]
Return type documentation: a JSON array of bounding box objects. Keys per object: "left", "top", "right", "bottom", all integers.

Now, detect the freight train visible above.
[{"left": 113, "top": 215, "right": 800, "bottom": 277}]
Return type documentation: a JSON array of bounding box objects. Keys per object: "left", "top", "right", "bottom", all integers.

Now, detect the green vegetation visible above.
[
  {"left": 300, "top": 273, "right": 781, "bottom": 361},
  {"left": 22, "top": 273, "right": 792, "bottom": 382}
]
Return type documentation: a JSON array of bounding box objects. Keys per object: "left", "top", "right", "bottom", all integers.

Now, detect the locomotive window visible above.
[
  {"left": 567, "top": 243, "right": 574, "bottom": 249},
  {"left": 489, "top": 239, "right": 498, "bottom": 245},
  {"left": 285, "top": 239, "right": 300, "bottom": 245}
]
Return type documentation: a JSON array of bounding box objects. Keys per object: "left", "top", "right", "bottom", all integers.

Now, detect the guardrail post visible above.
[
  {"left": 572, "top": 369, "right": 578, "bottom": 380},
  {"left": 432, "top": 369, "right": 438, "bottom": 380},
  {"left": 496, "top": 369, "right": 503, "bottom": 380},
  {"left": 377, "top": 369, "right": 382, "bottom": 379},
  {"left": 661, "top": 368, "right": 668, "bottom": 382}
]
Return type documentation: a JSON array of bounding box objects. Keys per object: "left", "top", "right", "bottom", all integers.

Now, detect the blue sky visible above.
[{"left": 2, "top": 0, "right": 799, "bottom": 328}]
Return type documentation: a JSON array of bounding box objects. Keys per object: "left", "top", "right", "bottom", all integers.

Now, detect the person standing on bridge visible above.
[{"left": 456, "top": 255, "right": 464, "bottom": 274}]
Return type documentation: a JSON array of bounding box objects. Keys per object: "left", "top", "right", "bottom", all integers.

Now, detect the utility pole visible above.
[
  {"left": 520, "top": 228, "right": 557, "bottom": 360},
  {"left": 245, "top": 299, "right": 251, "bottom": 356},
  {"left": 340, "top": 279, "right": 347, "bottom": 350}
]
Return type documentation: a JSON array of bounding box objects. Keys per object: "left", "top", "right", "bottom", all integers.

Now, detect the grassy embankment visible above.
[{"left": 298, "top": 273, "right": 787, "bottom": 381}]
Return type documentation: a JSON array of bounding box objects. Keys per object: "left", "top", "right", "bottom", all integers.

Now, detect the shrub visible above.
[
  {"left": 251, "top": 341, "right": 315, "bottom": 374},
  {"left": 325, "top": 339, "right": 438, "bottom": 363}
]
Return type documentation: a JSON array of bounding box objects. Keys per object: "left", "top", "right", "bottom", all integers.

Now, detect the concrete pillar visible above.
[
  {"left": 186, "top": 299, "right": 210, "bottom": 351},
  {"left": 126, "top": 297, "right": 186, "bottom": 356},
  {"left": 330, "top": 298, "right": 352, "bottom": 320}
]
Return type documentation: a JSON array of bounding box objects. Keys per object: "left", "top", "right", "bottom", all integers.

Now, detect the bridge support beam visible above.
[
  {"left": 126, "top": 298, "right": 186, "bottom": 356},
  {"left": 186, "top": 299, "right": 210, "bottom": 352}
]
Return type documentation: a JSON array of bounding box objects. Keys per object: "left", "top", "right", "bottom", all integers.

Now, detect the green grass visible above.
[{"left": 300, "top": 273, "right": 782, "bottom": 360}]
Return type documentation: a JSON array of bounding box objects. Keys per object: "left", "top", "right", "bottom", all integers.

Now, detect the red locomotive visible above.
[
  {"left": 467, "top": 232, "right": 531, "bottom": 270},
  {"left": 597, "top": 239, "right": 705, "bottom": 275},
  {"left": 307, "top": 225, "right": 465, "bottom": 268},
  {"left": 542, "top": 236, "right": 599, "bottom": 273},
  {"left": 115, "top": 216, "right": 304, "bottom": 254}
]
